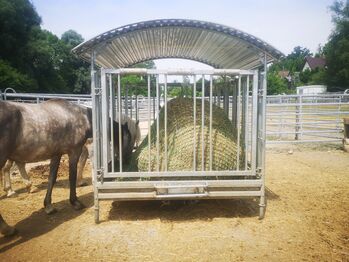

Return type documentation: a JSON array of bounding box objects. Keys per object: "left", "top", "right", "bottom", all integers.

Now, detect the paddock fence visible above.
[{"left": 1, "top": 90, "right": 349, "bottom": 144}]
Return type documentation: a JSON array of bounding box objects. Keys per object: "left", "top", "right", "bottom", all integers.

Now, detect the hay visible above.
[{"left": 130, "top": 97, "right": 242, "bottom": 171}]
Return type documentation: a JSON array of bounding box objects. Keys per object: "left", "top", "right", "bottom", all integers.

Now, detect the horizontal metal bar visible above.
[
  {"left": 104, "top": 170, "right": 254, "bottom": 178},
  {"left": 267, "top": 102, "right": 349, "bottom": 107},
  {"left": 97, "top": 191, "right": 262, "bottom": 200},
  {"left": 3, "top": 93, "right": 91, "bottom": 98},
  {"left": 267, "top": 111, "right": 349, "bottom": 116},
  {"left": 104, "top": 68, "right": 255, "bottom": 75},
  {"left": 267, "top": 94, "right": 349, "bottom": 98},
  {"left": 97, "top": 179, "right": 263, "bottom": 189},
  {"left": 156, "top": 193, "right": 209, "bottom": 198},
  {"left": 267, "top": 129, "right": 343, "bottom": 135},
  {"left": 267, "top": 139, "right": 341, "bottom": 144},
  {"left": 267, "top": 121, "right": 343, "bottom": 126}
]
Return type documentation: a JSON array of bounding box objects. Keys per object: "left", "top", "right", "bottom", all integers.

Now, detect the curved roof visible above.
[{"left": 72, "top": 19, "right": 284, "bottom": 69}]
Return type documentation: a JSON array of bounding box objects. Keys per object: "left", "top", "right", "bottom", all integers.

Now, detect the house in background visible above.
[
  {"left": 296, "top": 85, "right": 327, "bottom": 95},
  {"left": 302, "top": 56, "right": 326, "bottom": 71}
]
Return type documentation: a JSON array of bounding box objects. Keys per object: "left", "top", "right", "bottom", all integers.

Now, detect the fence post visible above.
[
  {"left": 344, "top": 118, "right": 349, "bottom": 152},
  {"left": 135, "top": 94, "right": 138, "bottom": 122},
  {"left": 295, "top": 94, "right": 303, "bottom": 140}
]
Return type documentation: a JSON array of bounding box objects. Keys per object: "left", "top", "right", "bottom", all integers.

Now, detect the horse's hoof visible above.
[
  {"left": 77, "top": 181, "right": 88, "bottom": 187},
  {"left": 44, "top": 205, "right": 57, "bottom": 215},
  {"left": 1, "top": 225, "right": 17, "bottom": 237},
  {"left": 6, "top": 190, "right": 17, "bottom": 198},
  {"left": 71, "top": 200, "right": 85, "bottom": 211}
]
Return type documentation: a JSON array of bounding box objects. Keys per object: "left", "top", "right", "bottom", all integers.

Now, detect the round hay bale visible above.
[{"left": 130, "top": 97, "right": 242, "bottom": 171}]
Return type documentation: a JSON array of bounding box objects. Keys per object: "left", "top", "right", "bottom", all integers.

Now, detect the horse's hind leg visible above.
[
  {"left": 77, "top": 145, "right": 88, "bottom": 187},
  {"left": 2, "top": 160, "right": 17, "bottom": 197},
  {"left": 16, "top": 162, "right": 38, "bottom": 193},
  {"left": 69, "top": 148, "right": 85, "bottom": 210},
  {"left": 43, "top": 155, "right": 62, "bottom": 214},
  {"left": 0, "top": 213, "right": 16, "bottom": 236}
]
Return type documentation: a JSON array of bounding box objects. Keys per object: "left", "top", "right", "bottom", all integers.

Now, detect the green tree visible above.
[
  {"left": 61, "top": 30, "right": 84, "bottom": 47},
  {"left": 323, "top": 0, "right": 349, "bottom": 91},
  {"left": 119, "top": 61, "right": 156, "bottom": 96},
  {"left": 267, "top": 72, "right": 289, "bottom": 95},
  {"left": 0, "top": 0, "right": 92, "bottom": 93},
  {"left": 0, "top": 59, "right": 35, "bottom": 90},
  {"left": 0, "top": 0, "right": 41, "bottom": 66},
  {"left": 60, "top": 30, "right": 90, "bottom": 93},
  {"left": 269, "top": 46, "right": 312, "bottom": 74},
  {"left": 0, "top": 0, "right": 41, "bottom": 91}
]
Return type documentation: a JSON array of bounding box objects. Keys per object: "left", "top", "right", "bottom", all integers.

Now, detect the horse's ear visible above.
[{"left": 136, "top": 120, "right": 139, "bottom": 126}]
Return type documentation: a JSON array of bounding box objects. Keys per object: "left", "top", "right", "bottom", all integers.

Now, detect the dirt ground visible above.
[{"left": 0, "top": 144, "right": 348, "bottom": 262}]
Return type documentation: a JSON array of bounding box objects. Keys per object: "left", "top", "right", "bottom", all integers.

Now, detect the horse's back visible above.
[{"left": 3, "top": 99, "right": 92, "bottom": 162}]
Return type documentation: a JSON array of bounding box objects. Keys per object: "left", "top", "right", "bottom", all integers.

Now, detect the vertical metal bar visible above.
[
  {"left": 193, "top": 75, "right": 197, "bottom": 171},
  {"left": 201, "top": 74, "right": 205, "bottom": 171},
  {"left": 135, "top": 94, "right": 138, "bottom": 122},
  {"left": 156, "top": 75, "right": 160, "bottom": 171},
  {"left": 153, "top": 86, "right": 155, "bottom": 121},
  {"left": 124, "top": 86, "right": 128, "bottom": 117},
  {"left": 100, "top": 69, "right": 109, "bottom": 174},
  {"left": 209, "top": 75, "right": 213, "bottom": 171},
  {"left": 244, "top": 76, "right": 249, "bottom": 170},
  {"left": 109, "top": 74, "right": 115, "bottom": 172},
  {"left": 91, "top": 51, "right": 99, "bottom": 223},
  {"left": 224, "top": 78, "right": 229, "bottom": 116},
  {"left": 147, "top": 75, "right": 151, "bottom": 172},
  {"left": 232, "top": 81, "right": 237, "bottom": 127},
  {"left": 236, "top": 75, "right": 241, "bottom": 170},
  {"left": 299, "top": 95, "right": 303, "bottom": 140},
  {"left": 259, "top": 53, "right": 268, "bottom": 219},
  {"left": 118, "top": 74, "right": 123, "bottom": 172},
  {"left": 130, "top": 95, "right": 133, "bottom": 119},
  {"left": 164, "top": 74, "right": 168, "bottom": 171},
  {"left": 295, "top": 95, "right": 300, "bottom": 140},
  {"left": 251, "top": 71, "right": 258, "bottom": 174},
  {"left": 115, "top": 84, "right": 119, "bottom": 117}
]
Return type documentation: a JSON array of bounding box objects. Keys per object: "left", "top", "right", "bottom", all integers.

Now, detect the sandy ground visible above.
[{"left": 0, "top": 144, "right": 348, "bottom": 262}]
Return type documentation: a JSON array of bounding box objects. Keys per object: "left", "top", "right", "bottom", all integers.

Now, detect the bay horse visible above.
[{"left": 0, "top": 99, "right": 132, "bottom": 236}]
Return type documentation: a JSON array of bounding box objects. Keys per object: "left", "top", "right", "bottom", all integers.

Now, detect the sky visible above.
[{"left": 31, "top": 0, "right": 334, "bottom": 70}]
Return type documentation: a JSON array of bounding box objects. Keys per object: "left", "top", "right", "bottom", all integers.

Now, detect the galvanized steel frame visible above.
[{"left": 92, "top": 66, "right": 267, "bottom": 223}]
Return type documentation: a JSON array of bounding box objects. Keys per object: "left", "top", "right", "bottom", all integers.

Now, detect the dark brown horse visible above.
[{"left": 0, "top": 99, "right": 132, "bottom": 236}]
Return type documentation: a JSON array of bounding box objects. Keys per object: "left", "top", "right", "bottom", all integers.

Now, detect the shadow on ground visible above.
[{"left": 0, "top": 192, "right": 93, "bottom": 253}]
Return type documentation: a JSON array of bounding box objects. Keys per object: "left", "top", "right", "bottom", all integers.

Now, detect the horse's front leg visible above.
[
  {"left": 69, "top": 148, "right": 85, "bottom": 210},
  {"left": 44, "top": 155, "right": 62, "bottom": 214}
]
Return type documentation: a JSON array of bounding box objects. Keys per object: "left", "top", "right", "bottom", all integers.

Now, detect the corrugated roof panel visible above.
[{"left": 72, "top": 19, "right": 284, "bottom": 69}]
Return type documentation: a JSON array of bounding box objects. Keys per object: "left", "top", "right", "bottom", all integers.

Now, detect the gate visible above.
[{"left": 92, "top": 68, "right": 267, "bottom": 222}]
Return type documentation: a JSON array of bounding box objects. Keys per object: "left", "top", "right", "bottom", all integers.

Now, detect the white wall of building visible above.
[{"left": 296, "top": 85, "right": 327, "bottom": 95}]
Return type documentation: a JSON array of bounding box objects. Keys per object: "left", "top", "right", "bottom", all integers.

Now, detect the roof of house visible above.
[{"left": 305, "top": 56, "right": 326, "bottom": 70}]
